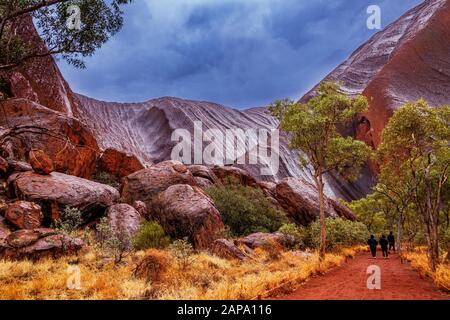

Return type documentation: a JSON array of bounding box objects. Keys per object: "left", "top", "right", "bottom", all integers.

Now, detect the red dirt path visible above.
[{"left": 277, "top": 251, "right": 449, "bottom": 300}]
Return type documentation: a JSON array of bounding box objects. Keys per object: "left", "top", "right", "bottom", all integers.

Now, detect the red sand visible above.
[{"left": 276, "top": 251, "right": 449, "bottom": 300}]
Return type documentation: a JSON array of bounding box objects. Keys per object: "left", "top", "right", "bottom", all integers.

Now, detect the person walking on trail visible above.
[
  {"left": 387, "top": 231, "right": 395, "bottom": 254},
  {"left": 367, "top": 235, "right": 378, "bottom": 258},
  {"left": 380, "top": 235, "right": 389, "bottom": 258}
]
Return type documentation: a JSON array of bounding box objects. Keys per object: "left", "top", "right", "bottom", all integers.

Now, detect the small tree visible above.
[
  {"left": 169, "top": 238, "right": 194, "bottom": 271},
  {"left": 377, "top": 100, "right": 450, "bottom": 271},
  {"left": 96, "top": 216, "right": 132, "bottom": 264},
  {"left": 269, "top": 82, "right": 371, "bottom": 259}
]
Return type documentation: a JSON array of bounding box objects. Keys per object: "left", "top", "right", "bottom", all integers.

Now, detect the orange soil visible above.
[{"left": 276, "top": 250, "right": 449, "bottom": 300}]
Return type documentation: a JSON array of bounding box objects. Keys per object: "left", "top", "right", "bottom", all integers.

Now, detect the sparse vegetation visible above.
[
  {"left": 169, "top": 239, "right": 195, "bottom": 271},
  {"left": 52, "top": 206, "right": 83, "bottom": 233},
  {"left": 206, "top": 183, "right": 288, "bottom": 237},
  {"left": 133, "top": 221, "right": 171, "bottom": 250},
  {"left": 278, "top": 223, "right": 306, "bottom": 250},
  {"left": 93, "top": 171, "right": 120, "bottom": 189},
  {"left": 96, "top": 217, "right": 132, "bottom": 264},
  {"left": 306, "top": 218, "right": 370, "bottom": 251}
]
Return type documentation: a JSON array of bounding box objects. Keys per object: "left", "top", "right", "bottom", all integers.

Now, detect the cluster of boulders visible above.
[{"left": 0, "top": 144, "right": 355, "bottom": 261}]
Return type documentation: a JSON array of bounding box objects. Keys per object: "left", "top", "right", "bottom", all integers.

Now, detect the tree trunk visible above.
[
  {"left": 428, "top": 220, "right": 439, "bottom": 272},
  {"left": 396, "top": 212, "right": 403, "bottom": 254},
  {"left": 317, "top": 175, "right": 326, "bottom": 261}
]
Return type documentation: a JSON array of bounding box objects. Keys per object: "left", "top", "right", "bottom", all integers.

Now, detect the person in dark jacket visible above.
[
  {"left": 367, "top": 235, "right": 378, "bottom": 258},
  {"left": 379, "top": 235, "right": 389, "bottom": 258},
  {"left": 387, "top": 231, "right": 395, "bottom": 253}
]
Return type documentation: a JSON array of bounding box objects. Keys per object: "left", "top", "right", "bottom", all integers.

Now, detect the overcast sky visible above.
[{"left": 57, "top": 0, "right": 422, "bottom": 108}]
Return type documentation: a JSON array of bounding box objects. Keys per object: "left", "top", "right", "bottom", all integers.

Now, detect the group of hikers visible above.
[{"left": 367, "top": 231, "right": 396, "bottom": 259}]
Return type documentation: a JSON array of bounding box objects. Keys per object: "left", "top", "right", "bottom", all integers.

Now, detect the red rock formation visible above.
[
  {"left": 153, "top": 184, "right": 224, "bottom": 249},
  {"left": 7, "top": 171, "right": 119, "bottom": 223},
  {"left": 210, "top": 239, "right": 247, "bottom": 261},
  {"left": 5, "top": 201, "right": 43, "bottom": 230},
  {"left": 302, "top": 0, "right": 450, "bottom": 148},
  {"left": 28, "top": 149, "right": 54, "bottom": 175},
  {"left": 0, "top": 99, "right": 99, "bottom": 178},
  {"left": 121, "top": 160, "right": 197, "bottom": 206},
  {"left": 0, "top": 228, "right": 84, "bottom": 260},
  {"left": 98, "top": 148, "right": 144, "bottom": 178},
  {"left": 106, "top": 204, "right": 142, "bottom": 238},
  {"left": 1, "top": 16, "right": 77, "bottom": 116}
]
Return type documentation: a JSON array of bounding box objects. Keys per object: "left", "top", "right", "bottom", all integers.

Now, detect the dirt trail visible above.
[{"left": 277, "top": 251, "right": 449, "bottom": 300}]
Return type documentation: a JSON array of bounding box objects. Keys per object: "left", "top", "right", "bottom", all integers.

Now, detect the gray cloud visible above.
[{"left": 57, "top": 0, "right": 422, "bottom": 108}]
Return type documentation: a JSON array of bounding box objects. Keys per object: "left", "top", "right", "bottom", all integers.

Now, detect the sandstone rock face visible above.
[
  {"left": 106, "top": 204, "right": 142, "bottom": 238},
  {"left": 0, "top": 156, "right": 7, "bottom": 175},
  {"left": 301, "top": 0, "right": 450, "bottom": 149},
  {"left": 121, "top": 160, "right": 196, "bottom": 206},
  {"left": 0, "top": 228, "right": 84, "bottom": 260},
  {"left": 5, "top": 201, "right": 43, "bottom": 230},
  {"left": 3, "top": 15, "right": 77, "bottom": 116},
  {"left": 153, "top": 184, "right": 224, "bottom": 249},
  {"left": 211, "top": 166, "right": 257, "bottom": 186},
  {"left": 188, "top": 165, "right": 220, "bottom": 189},
  {"left": 6, "top": 160, "right": 32, "bottom": 174},
  {"left": 133, "top": 201, "right": 148, "bottom": 219},
  {"left": 0, "top": 216, "right": 11, "bottom": 240},
  {"left": 29, "top": 149, "right": 54, "bottom": 175},
  {"left": 75, "top": 95, "right": 367, "bottom": 200},
  {"left": 98, "top": 148, "right": 144, "bottom": 178},
  {"left": 274, "top": 178, "right": 337, "bottom": 225},
  {"left": 210, "top": 239, "right": 247, "bottom": 261},
  {"left": 0, "top": 99, "right": 99, "bottom": 178},
  {"left": 8, "top": 171, "right": 119, "bottom": 223}
]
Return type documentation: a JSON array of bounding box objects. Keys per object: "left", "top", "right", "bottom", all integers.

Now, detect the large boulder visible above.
[
  {"left": 153, "top": 184, "right": 224, "bottom": 249},
  {"left": 274, "top": 178, "right": 338, "bottom": 225},
  {"left": 121, "top": 160, "right": 196, "bottom": 206},
  {"left": 28, "top": 149, "right": 54, "bottom": 175},
  {"left": 188, "top": 165, "right": 221, "bottom": 189},
  {"left": 0, "top": 216, "right": 12, "bottom": 240},
  {"left": 132, "top": 200, "right": 148, "bottom": 219},
  {"left": 239, "top": 232, "right": 290, "bottom": 250},
  {"left": 0, "top": 99, "right": 99, "bottom": 179},
  {"left": 98, "top": 148, "right": 144, "bottom": 178},
  {"left": 5, "top": 201, "right": 43, "bottom": 230},
  {"left": 7, "top": 171, "right": 119, "bottom": 223},
  {"left": 106, "top": 204, "right": 142, "bottom": 238},
  {"left": 210, "top": 239, "right": 247, "bottom": 261},
  {"left": 211, "top": 166, "right": 256, "bottom": 186},
  {"left": 6, "top": 160, "right": 32, "bottom": 175},
  {"left": 0, "top": 228, "right": 84, "bottom": 260}
]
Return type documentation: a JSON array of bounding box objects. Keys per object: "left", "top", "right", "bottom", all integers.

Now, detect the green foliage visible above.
[
  {"left": 52, "top": 206, "right": 83, "bottom": 233},
  {"left": 133, "top": 221, "right": 171, "bottom": 250},
  {"left": 169, "top": 238, "right": 194, "bottom": 271},
  {"left": 96, "top": 216, "right": 132, "bottom": 264},
  {"left": 0, "top": 0, "right": 132, "bottom": 71},
  {"left": 306, "top": 218, "right": 370, "bottom": 250},
  {"left": 269, "top": 82, "right": 371, "bottom": 182},
  {"left": 347, "top": 194, "right": 388, "bottom": 234},
  {"left": 93, "top": 170, "right": 120, "bottom": 189},
  {"left": 377, "top": 100, "right": 450, "bottom": 270},
  {"left": 206, "top": 183, "right": 288, "bottom": 237},
  {"left": 278, "top": 223, "right": 306, "bottom": 250}
]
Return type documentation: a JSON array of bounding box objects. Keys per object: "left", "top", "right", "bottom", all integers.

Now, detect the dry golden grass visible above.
[
  {"left": 403, "top": 248, "right": 450, "bottom": 292},
  {"left": 0, "top": 244, "right": 361, "bottom": 300}
]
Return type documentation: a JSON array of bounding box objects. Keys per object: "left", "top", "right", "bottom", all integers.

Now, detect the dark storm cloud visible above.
[{"left": 57, "top": 0, "right": 422, "bottom": 108}]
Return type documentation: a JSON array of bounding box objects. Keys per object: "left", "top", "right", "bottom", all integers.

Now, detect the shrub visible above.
[
  {"left": 307, "top": 217, "right": 370, "bottom": 250},
  {"left": 278, "top": 223, "right": 306, "bottom": 250},
  {"left": 169, "top": 238, "right": 195, "bottom": 271},
  {"left": 206, "top": 184, "right": 287, "bottom": 237},
  {"left": 134, "top": 249, "right": 171, "bottom": 283},
  {"left": 52, "top": 206, "right": 83, "bottom": 233},
  {"left": 133, "top": 221, "right": 171, "bottom": 250},
  {"left": 93, "top": 171, "right": 120, "bottom": 189},
  {"left": 96, "top": 216, "right": 132, "bottom": 264}
]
